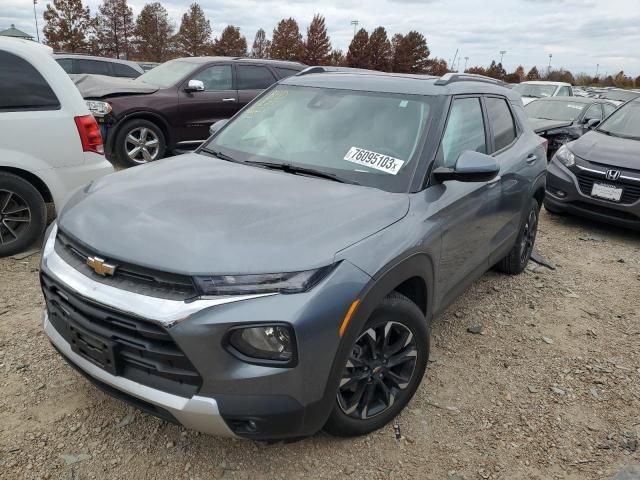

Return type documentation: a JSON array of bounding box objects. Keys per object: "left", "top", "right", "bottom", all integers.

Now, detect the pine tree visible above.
[
  {"left": 303, "top": 14, "right": 331, "bottom": 66},
  {"left": 392, "top": 31, "right": 429, "bottom": 73},
  {"left": 425, "top": 57, "right": 449, "bottom": 76},
  {"left": 250, "top": 28, "right": 270, "bottom": 58},
  {"left": 174, "top": 3, "right": 212, "bottom": 57},
  {"left": 134, "top": 2, "right": 173, "bottom": 62},
  {"left": 526, "top": 66, "right": 540, "bottom": 80},
  {"left": 346, "top": 28, "right": 369, "bottom": 69},
  {"left": 270, "top": 18, "right": 303, "bottom": 61},
  {"left": 43, "top": 0, "right": 93, "bottom": 53},
  {"left": 486, "top": 60, "right": 506, "bottom": 79},
  {"left": 95, "top": 0, "right": 135, "bottom": 59},
  {"left": 367, "top": 26, "right": 392, "bottom": 72},
  {"left": 329, "top": 49, "right": 345, "bottom": 66},
  {"left": 514, "top": 65, "right": 525, "bottom": 82},
  {"left": 214, "top": 25, "right": 247, "bottom": 56}
]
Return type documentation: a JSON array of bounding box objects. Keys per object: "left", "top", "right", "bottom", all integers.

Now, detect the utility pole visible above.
[
  {"left": 33, "top": 0, "right": 40, "bottom": 42},
  {"left": 499, "top": 50, "right": 506, "bottom": 64},
  {"left": 464, "top": 56, "right": 469, "bottom": 72},
  {"left": 350, "top": 20, "right": 359, "bottom": 37}
]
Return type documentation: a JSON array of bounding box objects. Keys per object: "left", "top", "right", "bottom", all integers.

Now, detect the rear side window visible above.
[
  {"left": 485, "top": 97, "right": 517, "bottom": 151},
  {"left": 440, "top": 97, "right": 487, "bottom": 167},
  {"left": 75, "top": 59, "right": 111, "bottom": 75},
  {"left": 603, "top": 103, "right": 616, "bottom": 117},
  {"left": 557, "top": 86, "right": 572, "bottom": 96},
  {"left": 113, "top": 63, "right": 140, "bottom": 78},
  {"left": 56, "top": 58, "right": 73, "bottom": 73},
  {"left": 236, "top": 65, "right": 276, "bottom": 90},
  {"left": 0, "top": 51, "right": 60, "bottom": 111},
  {"left": 584, "top": 104, "right": 603, "bottom": 121},
  {"left": 275, "top": 67, "right": 300, "bottom": 79}
]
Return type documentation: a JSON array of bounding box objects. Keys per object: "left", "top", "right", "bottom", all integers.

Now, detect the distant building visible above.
[{"left": 0, "top": 24, "right": 34, "bottom": 41}]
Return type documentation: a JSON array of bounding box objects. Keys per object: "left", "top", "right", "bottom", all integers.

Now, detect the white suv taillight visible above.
[{"left": 74, "top": 115, "right": 104, "bottom": 154}]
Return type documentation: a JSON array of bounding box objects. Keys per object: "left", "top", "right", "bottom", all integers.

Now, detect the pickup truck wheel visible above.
[
  {"left": 495, "top": 198, "right": 540, "bottom": 275},
  {"left": 115, "top": 119, "right": 166, "bottom": 167},
  {"left": 0, "top": 173, "right": 46, "bottom": 258},
  {"left": 324, "top": 292, "right": 429, "bottom": 437}
]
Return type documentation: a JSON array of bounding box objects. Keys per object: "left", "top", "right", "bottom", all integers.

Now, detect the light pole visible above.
[
  {"left": 595, "top": 63, "right": 600, "bottom": 78},
  {"left": 464, "top": 56, "right": 469, "bottom": 72},
  {"left": 499, "top": 50, "right": 506, "bottom": 64},
  {"left": 350, "top": 20, "right": 359, "bottom": 37},
  {"left": 33, "top": 0, "right": 40, "bottom": 42},
  {"left": 548, "top": 53, "right": 553, "bottom": 75}
]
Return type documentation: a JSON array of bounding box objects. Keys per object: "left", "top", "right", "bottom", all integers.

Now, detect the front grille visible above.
[
  {"left": 55, "top": 230, "right": 198, "bottom": 301},
  {"left": 42, "top": 272, "right": 202, "bottom": 398},
  {"left": 574, "top": 170, "right": 640, "bottom": 205}
]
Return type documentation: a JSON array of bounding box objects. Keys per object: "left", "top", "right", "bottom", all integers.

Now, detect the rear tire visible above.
[
  {"left": 495, "top": 198, "right": 540, "bottom": 275},
  {"left": 323, "top": 292, "right": 429, "bottom": 437},
  {"left": 0, "top": 173, "right": 46, "bottom": 258},
  {"left": 114, "top": 119, "right": 166, "bottom": 168}
]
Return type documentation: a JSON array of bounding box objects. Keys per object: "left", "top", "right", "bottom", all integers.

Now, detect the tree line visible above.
[{"left": 42, "top": 0, "right": 640, "bottom": 86}]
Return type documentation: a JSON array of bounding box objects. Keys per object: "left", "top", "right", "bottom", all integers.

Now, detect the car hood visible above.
[
  {"left": 529, "top": 118, "right": 573, "bottom": 134},
  {"left": 58, "top": 154, "right": 409, "bottom": 275},
  {"left": 70, "top": 74, "right": 158, "bottom": 99},
  {"left": 571, "top": 130, "right": 640, "bottom": 170},
  {"left": 521, "top": 97, "right": 537, "bottom": 105}
]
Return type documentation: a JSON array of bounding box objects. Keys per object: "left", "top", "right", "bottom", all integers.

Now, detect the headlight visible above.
[
  {"left": 85, "top": 100, "right": 112, "bottom": 117},
  {"left": 193, "top": 265, "right": 335, "bottom": 296},
  {"left": 555, "top": 145, "right": 575, "bottom": 167},
  {"left": 227, "top": 324, "right": 296, "bottom": 365}
]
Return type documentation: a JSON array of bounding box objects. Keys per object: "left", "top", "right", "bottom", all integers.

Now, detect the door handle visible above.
[
  {"left": 222, "top": 98, "right": 237, "bottom": 102},
  {"left": 526, "top": 154, "right": 537, "bottom": 164}
]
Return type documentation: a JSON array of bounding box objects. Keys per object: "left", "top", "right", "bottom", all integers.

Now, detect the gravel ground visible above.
[{"left": 1, "top": 209, "right": 639, "bottom": 480}]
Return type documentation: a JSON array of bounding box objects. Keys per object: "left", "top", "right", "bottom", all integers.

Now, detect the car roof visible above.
[
  {"left": 521, "top": 81, "right": 572, "bottom": 86},
  {"left": 174, "top": 56, "right": 306, "bottom": 69},
  {"left": 53, "top": 53, "right": 143, "bottom": 71},
  {"left": 280, "top": 70, "right": 521, "bottom": 100},
  {"left": 527, "top": 96, "right": 603, "bottom": 104},
  {"left": 0, "top": 36, "right": 54, "bottom": 55}
]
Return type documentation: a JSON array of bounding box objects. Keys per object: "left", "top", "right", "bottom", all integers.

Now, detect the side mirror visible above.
[
  {"left": 185, "top": 79, "right": 205, "bottom": 92},
  {"left": 209, "top": 119, "right": 229, "bottom": 136},
  {"left": 433, "top": 150, "right": 500, "bottom": 183},
  {"left": 586, "top": 118, "right": 601, "bottom": 129}
]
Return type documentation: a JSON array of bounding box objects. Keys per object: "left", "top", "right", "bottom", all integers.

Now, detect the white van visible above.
[{"left": 0, "top": 38, "right": 113, "bottom": 256}]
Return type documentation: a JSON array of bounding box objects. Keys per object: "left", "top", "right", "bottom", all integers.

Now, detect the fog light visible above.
[
  {"left": 227, "top": 324, "right": 296, "bottom": 366},
  {"left": 555, "top": 189, "right": 566, "bottom": 198}
]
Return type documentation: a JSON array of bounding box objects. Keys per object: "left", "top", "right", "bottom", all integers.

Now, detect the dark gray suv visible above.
[{"left": 40, "top": 71, "right": 546, "bottom": 440}]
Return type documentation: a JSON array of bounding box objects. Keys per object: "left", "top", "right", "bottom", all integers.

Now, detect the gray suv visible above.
[{"left": 40, "top": 71, "right": 546, "bottom": 440}]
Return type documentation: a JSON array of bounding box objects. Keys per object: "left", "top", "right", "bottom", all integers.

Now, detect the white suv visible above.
[
  {"left": 513, "top": 81, "right": 574, "bottom": 105},
  {"left": 0, "top": 38, "right": 113, "bottom": 257}
]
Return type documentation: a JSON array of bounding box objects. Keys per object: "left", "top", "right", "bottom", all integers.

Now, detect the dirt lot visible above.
[{"left": 0, "top": 210, "right": 638, "bottom": 480}]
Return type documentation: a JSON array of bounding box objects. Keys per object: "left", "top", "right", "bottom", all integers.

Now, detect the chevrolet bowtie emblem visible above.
[{"left": 86, "top": 256, "right": 117, "bottom": 276}]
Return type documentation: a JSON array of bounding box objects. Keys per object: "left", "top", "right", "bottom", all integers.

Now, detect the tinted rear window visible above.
[
  {"left": 75, "top": 59, "right": 111, "bottom": 75},
  {"left": 113, "top": 63, "right": 140, "bottom": 78},
  {"left": 56, "top": 58, "right": 73, "bottom": 73},
  {"left": 236, "top": 65, "right": 276, "bottom": 90},
  {"left": 0, "top": 51, "right": 60, "bottom": 111}
]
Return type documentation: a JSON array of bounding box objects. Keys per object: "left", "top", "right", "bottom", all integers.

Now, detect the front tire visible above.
[
  {"left": 495, "top": 198, "right": 540, "bottom": 275},
  {"left": 0, "top": 173, "right": 46, "bottom": 257},
  {"left": 323, "top": 292, "right": 429, "bottom": 437},
  {"left": 114, "top": 119, "right": 166, "bottom": 168}
]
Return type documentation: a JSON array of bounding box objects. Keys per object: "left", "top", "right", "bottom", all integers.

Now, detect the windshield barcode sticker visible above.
[{"left": 344, "top": 147, "right": 405, "bottom": 175}]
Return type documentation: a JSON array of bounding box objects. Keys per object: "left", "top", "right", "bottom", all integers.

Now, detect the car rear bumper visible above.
[{"left": 545, "top": 159, "right": 640, "bottom": 230}]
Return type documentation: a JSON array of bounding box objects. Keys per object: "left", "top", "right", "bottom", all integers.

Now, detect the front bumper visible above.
[
  {"left": 41, "top": 224, "right": 371, "bottom": 439},
  {"left": 44, "top": 311, "right": 236, "bottom": 437},
  {"left": 545, "top": 159, "right": 640, "bottom": 230}
]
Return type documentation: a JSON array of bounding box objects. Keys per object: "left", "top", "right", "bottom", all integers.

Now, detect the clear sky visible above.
[{"left": 3, "top": 0, "right": 639, "bottom": 77}]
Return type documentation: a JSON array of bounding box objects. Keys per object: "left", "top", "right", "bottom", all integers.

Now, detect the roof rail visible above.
[
  {"left": 434, "top": 72, "right": 506, "bottom": 86},
  {"left": 296, "top": 66, "right": 372, "bottom": 76}
]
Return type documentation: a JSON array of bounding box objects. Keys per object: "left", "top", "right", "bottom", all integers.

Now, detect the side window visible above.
[
  {"left": 603, "top": 103, "right": 616, "bottom": 118},
  {"left": 192, "top": 65, "right": 233, "bottom": 91},
  {"left": 113, "top": 63, "right": 140, "bottom": 78},
  {"left": 275, "top": 67, "right": 300, "bottom": 79},
  {"left": 75, "top": 59, "right": 111, "bottom": 76},
  {"left": 440, "top": 97, "right": 487, "bottom": 168},
  {"left": 56, "top": 58, "right": 73, "bottom": 73},
  {"left": 584, "top": 104, "right": 603, "bottom": 121},
  {"left": 0, "top": 51, "right": 60, "bottom": 111},
  {"left": 485, "top": 97, "right": 517, "bottom": 151},
  {"left": 557, "top": 86, "right": 572, "bottom": 96},
  {"left": 236, "top": 65, "right": 277, "bottom": 90}
]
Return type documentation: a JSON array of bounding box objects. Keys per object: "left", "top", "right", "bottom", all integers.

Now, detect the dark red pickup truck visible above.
[{"left": 73, "top": 57, "right": 305, "bottom": 167}]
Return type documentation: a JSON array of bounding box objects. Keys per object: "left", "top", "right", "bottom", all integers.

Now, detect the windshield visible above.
[
  {"left": 513, "top": 83, "right": 558, "bottom": 98},
  {"left": 600, "top": 90, "right": 640, "bottom": 102},
  {"left": 202, "top": 85, "right": 435, "bottom": 192},
  {"left": 525, "top": 100, "right": 585, "bottom": 121},
  {"left": 135, "top": 59, "right": 199, "bottom": 88},
  {"left": 598, "top": 100, "right": 640, "bottom": 140}
]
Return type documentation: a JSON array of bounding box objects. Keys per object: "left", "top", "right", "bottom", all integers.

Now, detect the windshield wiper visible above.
[
  {"left": 200, "top": 148, "right": 242, "bottom": 163},
  {"left": 245, "top": 161, "right": 357, "bottom": 184}
]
